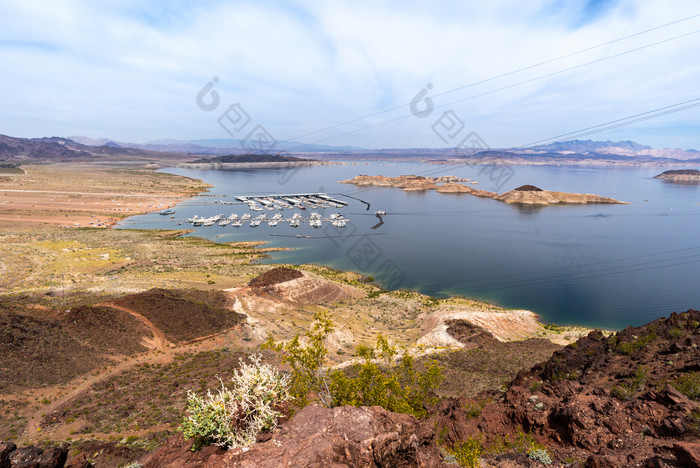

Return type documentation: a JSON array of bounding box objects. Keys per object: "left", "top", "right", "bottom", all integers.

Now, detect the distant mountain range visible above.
[
  {"left": 521, "top": 139, "right": 699, "bottom": 160},
  {"left": 0, "top": 134, "right": 193, "bottom": 163},
  {"left": 68, "top": 136, "right": 363, "bottom": 155},
  {"left": 2, "top": 133, "right": 699, "bottom": 165}
]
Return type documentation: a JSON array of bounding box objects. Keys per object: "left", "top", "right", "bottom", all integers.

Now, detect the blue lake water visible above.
[{"left": 118, "top": 162, "right": 700, "bottom": 330}]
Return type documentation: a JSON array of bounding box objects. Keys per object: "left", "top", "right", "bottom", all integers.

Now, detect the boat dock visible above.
[
  {"left": 180, "top": 192, "right": 351, "bottom": 229},
  {"left": 230, "top": 193, "right": 348, "bottom": 210}
]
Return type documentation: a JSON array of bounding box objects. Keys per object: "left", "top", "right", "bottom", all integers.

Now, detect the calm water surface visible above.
[{"left": 118, "top": 162, "right": 700, "bottom": 330}]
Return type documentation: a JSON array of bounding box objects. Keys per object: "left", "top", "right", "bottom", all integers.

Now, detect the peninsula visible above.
[{"left": 340, "top": 174, "right": 627, "bottom": 205}]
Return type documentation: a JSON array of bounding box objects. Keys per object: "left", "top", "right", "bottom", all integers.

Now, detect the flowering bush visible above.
[{"left": 180, "top": 354, "right": 291, "bottom": 450}]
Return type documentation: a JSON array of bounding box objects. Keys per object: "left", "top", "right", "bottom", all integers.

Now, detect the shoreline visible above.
[
  {"left": 133, "top": 167, "right": 624, "bottom": 333},
  {"left": 0, "top": 165, "right": 211, "bottom": 229}
]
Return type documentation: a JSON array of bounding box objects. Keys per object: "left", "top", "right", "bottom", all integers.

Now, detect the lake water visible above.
[{"left": 117, "top": 162, "right": 700, "bottom": 330}]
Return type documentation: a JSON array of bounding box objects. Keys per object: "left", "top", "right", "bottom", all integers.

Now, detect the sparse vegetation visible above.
[
  {"left": 613, "top": 329, "right": 657, "bottom": 355},
  {"left": 444, "top": 430, "right": 552, "bottom": 467},
  {"left": 264, "top": 312, "right": 443, "bottom": 418},
  {"left": 447, "top": 435, "right": 483, "bottom": 467},
  {"left": 528, "top": 447, "right": 553, "bottom": 464},
  {"left": 180, "top": 354, "right": 291, "bottom": 451},
  {"left": 674, "top": 372, "right": 699, "bottom": 400},
  {"left": 612, "top": 366, "right": 648, "bottom": 400}
]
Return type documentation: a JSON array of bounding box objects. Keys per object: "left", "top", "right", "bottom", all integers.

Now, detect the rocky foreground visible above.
[
  {"left": 654, "top": 169, "right": 700, "bottom": 184},
  {"left": 341, "top": 175, "right": 627, "bottom": 206},
  {"left": 2, "top": 310, "right": 698, "bottom": 467}
]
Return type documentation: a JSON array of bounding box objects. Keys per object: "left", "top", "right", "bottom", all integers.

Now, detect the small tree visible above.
[
  {"left": 265, "top": 313, "right": 443, "bottom": 418},
  {"left": 180, "top": 354, "right": 291, "bottom": 450},
  {"left": 330, "top": 335, "right": 443, "bottom": 418},
  {"left": 263, "top": 311, "right": 334, "bottom": 408}
]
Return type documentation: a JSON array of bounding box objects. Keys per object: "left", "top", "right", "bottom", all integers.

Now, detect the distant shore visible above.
[{"left": 177, "top": 160, "right": 332, "bottom": 170}]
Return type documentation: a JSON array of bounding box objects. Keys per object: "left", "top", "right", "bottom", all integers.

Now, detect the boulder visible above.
[
  {"left": 673, "top": 442, "right": 700, "bottom": 468},
  {"left": 143, "top": 404, "right": 442, "bottom": 468},
  {"left": 8, "top": 445, "right": 67, "bottom": 468}
]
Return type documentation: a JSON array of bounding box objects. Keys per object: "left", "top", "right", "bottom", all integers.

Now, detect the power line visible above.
[
  {"left": 337, "top": 95, "right": 700, "bottom": 198},
  {"left": 520, "top": 98, "right": 700, "bottom": 147},
  {"left": 291, "top": 27, "right": 700, "bottom": 150},
  {"left": 280, "top": 12, "right": 700, "bottom": 146}
]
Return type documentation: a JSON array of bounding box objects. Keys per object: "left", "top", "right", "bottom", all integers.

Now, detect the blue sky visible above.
[{"left": 1, "top": 0, "right": 699, "bottom": 149}]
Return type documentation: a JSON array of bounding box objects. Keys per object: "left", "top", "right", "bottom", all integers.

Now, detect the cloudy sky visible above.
[{"left": 1, "top": 0, "right": 699, "bottom": 149}]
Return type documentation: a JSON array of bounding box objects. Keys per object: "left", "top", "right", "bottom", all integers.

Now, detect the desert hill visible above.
[
  {"left": 0, "top": 134, "right": 195, "bottom": 163},
  {"left": 132, "top": 309, "right": 700, "bottom": 468}
]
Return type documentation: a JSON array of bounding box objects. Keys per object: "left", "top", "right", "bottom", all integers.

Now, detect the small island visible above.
[
  {"left": 654, "top": 169, "right": 700, "bottom": 184},
  {"left": 340, "top": 175, "right": 627, "bottom": 206},
  {"left": 179, "top": 153, "right": 328, "bottom": 170}
]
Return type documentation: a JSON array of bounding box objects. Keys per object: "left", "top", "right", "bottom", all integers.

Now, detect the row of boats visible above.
[
  {"left": 221, "top": 194, "right": 347, "bottom": 212},
  {"left": 185, "top": 212, "right": 347, "bottom": 228}
]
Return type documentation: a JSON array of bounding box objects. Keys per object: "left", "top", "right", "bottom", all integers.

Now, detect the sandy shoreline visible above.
[
  {"left": 0, "top": 164, "right": 605, "bottom": 336},
  {"left": 0, "top": 165, "right": 209, "bottom": 228}
]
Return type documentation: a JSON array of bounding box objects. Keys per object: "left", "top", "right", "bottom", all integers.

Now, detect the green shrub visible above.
[
  {"left": 263, "top": 311, "right": 334, "bottom": 408},
  {"left": 528, "top": 447, "right": 553, "bottom": 465},
  {"left": 614, "top": 331, "right": 656, "bottom": 355},
  {"left": 611, "top": 366, "right": 648, "bottom": 400},
  {"left": 463, "top": 402, "right": 483, "bottom": 419},
  {"left": 329, "top": 335, "right": 443, "bottom": 418},
  {"left": 674, "top": 372, "right": 700, "bottom": 400},
  {"left": 180, "top": 354, "right": 291, "bottom": 451},
  {"left": 265, "top": 313, "right": 443, "bottom": 418},
  {"left": 689, "top": 408, "right": 700, "bottom": 435},
  {"left": 448, "top": 436, "right": 483, "bottom": 468}
]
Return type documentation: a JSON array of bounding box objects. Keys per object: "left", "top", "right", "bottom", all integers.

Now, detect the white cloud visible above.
[{"left": 0, "top": 0, "right": 699, "bottom": 148}]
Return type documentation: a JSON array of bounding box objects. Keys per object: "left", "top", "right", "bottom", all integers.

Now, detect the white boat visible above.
[
  {"left": 241, "top": 213, "right": 251, "bottom": 221},
  {"left": 268, "top": 219, "right": 279, "bottom": 226},
  {"left": 218, "top": 219, "right": 230, "bottom": 226},
  {"left": 228, "top": 213, "right": 238, "bottom": 220},
  {"left": 232, "top": 219, "right": 243, "bottom": 227}
]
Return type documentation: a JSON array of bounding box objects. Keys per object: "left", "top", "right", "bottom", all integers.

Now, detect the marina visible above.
[{"left": 181, "top": 192, "right": 350, "bottom": 228}]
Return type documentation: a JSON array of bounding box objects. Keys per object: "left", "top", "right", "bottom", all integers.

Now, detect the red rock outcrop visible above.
[
  {"left": 143, "top": 404, "right": 443, "bottom": 468},
  {"left": 429, "top": 310, "right": 700, "bottom": 467}
]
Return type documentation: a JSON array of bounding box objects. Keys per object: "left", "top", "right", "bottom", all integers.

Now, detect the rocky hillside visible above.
[
  {"left": 133, "top": 310, "right": 699, "bottom": 468},
  {"left": 0, "top": 133, "right": 193, "bottom": 163},
  {"left": 432, "top": 309, "right": 700, "bottom": 467}
]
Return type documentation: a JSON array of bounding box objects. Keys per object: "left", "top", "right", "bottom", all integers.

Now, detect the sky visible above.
[{"left": 1, "top": 0, "right": 700, "bottom": 150}]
